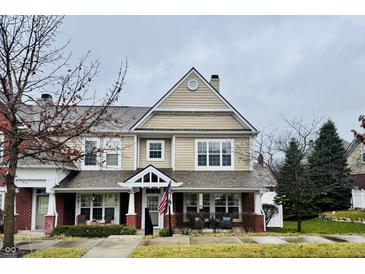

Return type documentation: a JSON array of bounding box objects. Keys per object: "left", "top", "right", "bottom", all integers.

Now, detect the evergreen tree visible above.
[
  {"left": 308, "top": 120, "right": 352, "bottom": 211},
  {"left": 275, "top": 139, "right": 317, "bottom": 232}
]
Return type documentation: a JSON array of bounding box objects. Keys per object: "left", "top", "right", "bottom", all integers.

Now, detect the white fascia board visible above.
[
  {"left": 118, "top": 182, "right": 183, "bottom": 188},
  {"left": 54, "top": 187, "right": 128, "bottom": 192},
  {"left": 132, "top": 130, "right": 258, "bottom": 135},
  {"left": 174, "top": 187, "right": 265, "bottom": 192}
]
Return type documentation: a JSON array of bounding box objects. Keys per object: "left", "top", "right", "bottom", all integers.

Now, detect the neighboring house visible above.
[
  {"left": 346, "top": 139, "right": 365, "bottom": 209},
  {"left": 0, "top": 68, "right": 277, "bottom": 234}
]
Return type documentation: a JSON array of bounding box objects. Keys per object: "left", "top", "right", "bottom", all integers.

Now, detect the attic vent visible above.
[{"left": 187, "top": 79, "right": 198, "bottom": 91}]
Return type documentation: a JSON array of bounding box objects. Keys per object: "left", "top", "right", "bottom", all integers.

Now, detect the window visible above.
[
  {"left": 362, "top": 144, "right": 365, "bottom": 164},
  {"left": 195, "top": 140, "right": 234, "bottom": 170},
  {"left": 185, "top": 193, "right": 210, "bottom": 214},
  {"left": 104, "top": 139, "right": 121, "bottom": 168},
  {"left": 83, "top": 138, "right": 100, "bottom": 168},
  {"left": 215, "top": 193, "right": 240, "bottom": 218},
  {"left": 147, "top": 140, "right": 165, "bottom": 161},
  {"left": 77, "top": 193, "right": 118, "bottom": 223}
]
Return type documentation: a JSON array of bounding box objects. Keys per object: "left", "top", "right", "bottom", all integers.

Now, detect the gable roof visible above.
[
  {"left": 346, "top": 138, "right": 361, "bottom": 157},
  {"left": 130, "top": 67, "right": 258, "bottom": 133}
]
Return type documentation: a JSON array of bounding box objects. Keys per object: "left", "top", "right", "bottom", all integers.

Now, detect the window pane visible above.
[
  {"left": 185, "top": 194, "right": 197, "bottom": 206},
  {"left": 198, "top": 155, "right": 207, "bottom": 166},
  {"left": 222, "top": 155, "right": 231, "bottom": 166},
  {"left": 80, "top": 195, "right": 91, "bottom": 207},
  {"left": 80, "top": 208, "right": 90, "bottom": 220},
  {"left": 215, "top": 194, "right": 226, "bottom": 206},
  {"left": 151, "top": 173, "right": 158, "bottom": 182},
  {"left": 209, "top": 155, "right": 220, "bottom": 166},
  {"left": 105, "top": 208, "right": 115, "bottom": 221},
  {"left": 143, "top": 173, "right": 150, "bottom": 182},
  {"left": 92, "top": 208, "right": 102, "bottom": 220},
  {"left": 198, "top": 142, "right": 207, "bottom": 154},
  {"left": 222, "top": 142, "right": 231, "bottom": 154},
  {"left": 228, "top": 194, "right": 239, "bottom": 206},
  {"left": 228, "top": 207, "right": 239, "bottom": 214},
  {"left": 362, "top": 153, "right": 365, "bottom": 163},
  {"left": 186, "top": 206, "right": 197, "bottom": 213},
  {"left": 105, "top": 194, "right": 116, "bottom": 207},
  {"left": 209, "top": 142, "right": 220, "bottom": 154},
  {"left": 106, "top": 154, "right": 118, "bottom": 166},
  {"left": 149, "top": 150, "right": 162, "bottom": 159},
  {"left": 150, "top": 142, "right": 161, "bottom": 151},
  {"left": 92, "top": 194, "right": 103, "bottom": 207},
  {"left": 85, "top": 140, "right": 97, "bottom": 166}
]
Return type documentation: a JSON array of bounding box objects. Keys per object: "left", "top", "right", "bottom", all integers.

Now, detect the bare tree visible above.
[
  {"left": 351, "top": 115, "right": 365, "bottom": 144},
  {"left": 262, "top": 203, "right": 278, "bottom": 227},
  {"left": 0, "top": 16, "right": 126, "bottom": 251},
  {"left": 249, "top": 116, "right": 322, "bottom": 179}
]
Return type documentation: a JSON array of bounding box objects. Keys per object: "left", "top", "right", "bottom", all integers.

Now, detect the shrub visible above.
[
  {"left": 53, "top": 224, "right": 136, "bottom": 238},
  {"left": 159, "top": 228, "right": 171, "bottom": 237}
]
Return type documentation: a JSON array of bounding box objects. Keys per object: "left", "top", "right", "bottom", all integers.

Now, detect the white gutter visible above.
[{"left": 54, "top": 187, "right": 129, "bottom": 192}]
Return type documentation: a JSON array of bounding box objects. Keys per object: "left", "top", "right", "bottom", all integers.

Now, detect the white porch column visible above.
[
  {"left": 47, "top": 190, "right": 56, "bottom": 216},
  {"left": 254, "top": 192, "right": 263, "bottom": 214},
  {"left": 169, "top": 192, "right": 174, "bottom": 214},
  {"left": 127, "top": 191, "right": 136, "bottom": 215}
]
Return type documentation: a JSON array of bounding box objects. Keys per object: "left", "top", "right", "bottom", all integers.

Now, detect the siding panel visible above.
[
  {"left": 139, "top": 138, "right": 171, "bottom": 168},
  {"left": 141, "top": 113, "right": 245, "bottom": 130},
  {"left": 158, "top": 72, "right": 228, "bottom": 110}
]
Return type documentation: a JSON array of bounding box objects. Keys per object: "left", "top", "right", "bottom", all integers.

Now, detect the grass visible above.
[
  {"left": 322, "top": 210, "right": 365, "bottom": 220},
  {"left": 129, "top": 243, "right": 365, "bottom": 258},
  {"left": 268, "top": 218, "right": 365, "bottom": 234},
  {"left": 24, "top": 247, "right": 87, "bottom": 258}
]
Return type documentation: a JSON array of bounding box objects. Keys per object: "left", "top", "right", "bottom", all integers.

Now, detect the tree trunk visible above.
[
  {"left": 2, "top": 140, "right": 19, "bottom": 251},
  {"left": 2, "top": 183, "right": 16, "bottom": 250},
  {"left": 297, "top": 213, "right": 302, "bottom": 232}
]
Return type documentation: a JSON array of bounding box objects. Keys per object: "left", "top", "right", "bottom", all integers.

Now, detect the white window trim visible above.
[
  {"left": 75, "top": 193, "right": 120, "bottom": 225},
  {"left": 0, "top": 191, "right": 4, "bottom": 210},
  {"left": 0, "top": 133, "right": 4, "bottom": 165},
  {"left": 103, "top": 138, "right": 122, "bottom": 170},
  {"left": 361, "top": 144, "right": 365, "bottom": 164},
  {"left": 194, "top": 139, "right": 235, "bottom": 171},
  {"left": 81, "top": 137, "right": 101, "bottom": 170},
  {"left": 146, "top": 140, "right": 165, "bottom": 161}
]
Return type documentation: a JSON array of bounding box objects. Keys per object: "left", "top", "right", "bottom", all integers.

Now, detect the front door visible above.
[
  {"left": 146, "top": 194, "right": 160, "bottom": 227},
  {"left": 36, "top": 194, "right": 49, "bottom": 229}
]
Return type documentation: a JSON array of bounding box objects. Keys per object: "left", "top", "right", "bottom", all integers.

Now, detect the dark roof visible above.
[
  {"left": 352, "top": 174, "right": 365, "bottom": 190},
  {"left": 57, "top": 164, "right": 276, "bottom": 190},
  {"left": 17, "top": 157, "right": 78, "bottom": 170}
]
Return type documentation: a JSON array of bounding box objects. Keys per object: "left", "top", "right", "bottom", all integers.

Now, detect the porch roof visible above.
[{"left": 55, "top": 164, "right": 275, "bottom": 191}]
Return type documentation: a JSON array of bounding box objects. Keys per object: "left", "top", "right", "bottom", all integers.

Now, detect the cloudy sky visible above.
[{"left": 57, "top": 16, "right": 365, "bottom": 141}]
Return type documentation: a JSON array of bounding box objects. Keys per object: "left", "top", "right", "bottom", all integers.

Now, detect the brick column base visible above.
[
  {"left": 254, "top": 215, "right": 265, "bottom": 232},
  {"left": 126, "top": 214, "right": 140, "bottom": 228},
  {"left": 163, "top": 214, "right": 177, "bottom": 230},
  {"left": 44, "top": 215, "right": 56, "bottom": 235}
]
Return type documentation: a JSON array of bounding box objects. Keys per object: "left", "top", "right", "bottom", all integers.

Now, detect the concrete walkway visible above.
[{"left": 82, "top": 235, "right": 143, "bottom": 258}]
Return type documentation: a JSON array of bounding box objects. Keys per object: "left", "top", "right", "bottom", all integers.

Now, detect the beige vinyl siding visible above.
[
  {"left": 139, "top": 138, "right": 171, "bottom": 168},
  {"left": 175, "top": 137, "right": 195, "bottom": 170},
  {"left": 347, "top": 142, "right": 365, "bottom": 174},
  {"left": 121, "top": 136, "right": 135, "bottom": 170},
  {"left": 158, "top": 72, "right": 229, "bottom": 110},
  {"left": 141, "top": 113, "right": 245, "bottom": 130},
  {"left": 234, "top": 137, "right": 250, "bottom": 171},
  {"left": 174, "top": 136, "right": 250, "bottom": 171}
]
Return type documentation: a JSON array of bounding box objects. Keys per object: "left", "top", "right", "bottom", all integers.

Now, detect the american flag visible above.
[{"left": 158, "top": 181, "right": 171, "bottom": 215}]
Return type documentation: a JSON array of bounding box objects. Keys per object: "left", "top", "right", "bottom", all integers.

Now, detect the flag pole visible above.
[{"left": 168, "top": 193, "right": 172, "bottom": 237}]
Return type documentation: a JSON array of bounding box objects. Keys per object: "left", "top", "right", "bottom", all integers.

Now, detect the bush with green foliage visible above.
[
  {"left": 53, "top": 224, "right": 136, "bottom": 238},
  {"left": 159, "top": 228, "right": 171, "bottom": 237}
]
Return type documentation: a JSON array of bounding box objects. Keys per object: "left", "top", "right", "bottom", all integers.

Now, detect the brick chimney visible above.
[{"left": 210, "top": 75, "right": 219, "bottom": 92}]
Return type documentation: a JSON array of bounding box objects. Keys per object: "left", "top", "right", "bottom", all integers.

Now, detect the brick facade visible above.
[
  {"left": 44, "top": 215, "right": 56, "bottom": 235},
  {"left": 15, "top": 188, "right": 33, "bottom": 230},
  {"left": 126, "top": 214, "right": 140, "bottom": 228}
]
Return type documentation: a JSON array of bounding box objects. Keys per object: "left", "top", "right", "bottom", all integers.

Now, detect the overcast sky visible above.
[{"left": 57, "top": 16, "right": 365, "bottom": 141}]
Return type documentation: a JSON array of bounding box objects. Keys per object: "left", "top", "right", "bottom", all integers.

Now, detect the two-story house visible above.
[
  {"left": 346, "top": 139, "right": 365, "bottom": 209},
  {"left": 0, "top": 68, "right": 276, "bottom": 234}
]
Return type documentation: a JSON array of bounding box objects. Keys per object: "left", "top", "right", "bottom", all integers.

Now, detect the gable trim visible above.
[{"left": 130, "top": 68, "right": 258, "bottom": 132}]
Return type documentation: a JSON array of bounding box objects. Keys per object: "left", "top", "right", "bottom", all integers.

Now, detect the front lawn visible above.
[
  {"left": 268, "top": 218, "right": 365, "bottom": 234},
  {"left": 25, "top": 247, "right": 87, "bottom": 258},
  {"left": 129, "top": 243, "right": 365, "bottom": 258}
]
